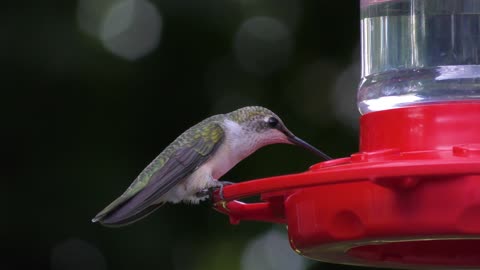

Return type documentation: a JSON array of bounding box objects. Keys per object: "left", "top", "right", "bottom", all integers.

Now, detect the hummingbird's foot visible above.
[
  {"left": 196, "top": 187, "right": 217, "bottom": 206},
  {"left": 196, "top": 181, "right": 235, "bottom": 204},
  {"left": 195, "top": 189, "right": 211, "bottom": 199}
]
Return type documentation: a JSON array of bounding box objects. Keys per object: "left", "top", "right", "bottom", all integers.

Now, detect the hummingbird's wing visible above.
[{"left": 93, "top": 120, "right": 225, "bottom": 226}]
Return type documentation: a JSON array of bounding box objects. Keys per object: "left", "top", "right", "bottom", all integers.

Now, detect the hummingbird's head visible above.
[{"left": 227, "top": 106, "right": 331, "bottom": 160}]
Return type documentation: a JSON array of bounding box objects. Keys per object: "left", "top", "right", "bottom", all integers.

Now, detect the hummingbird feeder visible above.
[{"left": 212, "top": 0, "right": 480, "bottom": 269}]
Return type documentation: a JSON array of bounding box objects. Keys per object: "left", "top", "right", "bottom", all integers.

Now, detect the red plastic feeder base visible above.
[{"left": 212, "top": 103, "right": 480, "bottom": 269}]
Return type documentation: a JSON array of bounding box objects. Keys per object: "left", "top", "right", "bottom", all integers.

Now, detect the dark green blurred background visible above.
[{"left": 3, "top": 0, "right": 376, "bottom": 269}]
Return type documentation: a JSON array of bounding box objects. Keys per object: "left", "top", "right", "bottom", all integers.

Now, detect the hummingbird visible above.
[{"left": 92, "top": 106, "right": 331, "bottom": 227}]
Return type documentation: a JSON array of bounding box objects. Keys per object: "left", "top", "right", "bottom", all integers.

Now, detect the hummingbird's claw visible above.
[
  {"left": 219, "top": 181, "right": 235, "bottom": 185},
  {"left": 218, "top": 185, "right": 225, "bottom": 201},
  {"left": 217, "top": 181, "right": 234, "bottom": 201}
]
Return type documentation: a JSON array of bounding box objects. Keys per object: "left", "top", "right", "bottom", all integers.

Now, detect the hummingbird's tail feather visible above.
[{"left": 93, "top": 202, "right": 166, "bottom": 227}]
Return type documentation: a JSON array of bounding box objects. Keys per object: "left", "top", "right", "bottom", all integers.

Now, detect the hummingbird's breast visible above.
[{"left": 206, "top": 119, "right": 259, "bottom": 179}]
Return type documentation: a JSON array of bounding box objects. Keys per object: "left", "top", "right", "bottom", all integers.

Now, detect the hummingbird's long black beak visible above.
[{"left": 283, "top": 130, "right": 332, "bottom": 160}]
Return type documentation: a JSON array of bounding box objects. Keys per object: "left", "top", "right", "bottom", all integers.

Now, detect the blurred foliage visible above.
[{"left": 1, "top": 0, "right": 385, "bottom": 270}]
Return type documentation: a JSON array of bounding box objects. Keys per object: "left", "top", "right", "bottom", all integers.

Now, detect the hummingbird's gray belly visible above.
[
  {"left": 160, "top": 165, "right": 216, "bottom": 204},
  {"left": 159, "top": 140, "right": 246, "bottom": 204}
]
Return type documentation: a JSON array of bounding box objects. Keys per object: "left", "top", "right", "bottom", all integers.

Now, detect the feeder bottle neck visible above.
[{"left": 357, "top": 0, "right": 480, "bottom": 115}]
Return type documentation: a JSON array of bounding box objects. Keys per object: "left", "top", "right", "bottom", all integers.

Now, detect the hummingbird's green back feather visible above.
[{"left": 93, "top": 114, "right": 225, "bottom": 224}]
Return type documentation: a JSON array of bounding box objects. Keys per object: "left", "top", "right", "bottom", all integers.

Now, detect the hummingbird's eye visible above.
[{"left": 267, "top": 117, "right": 279, "bottom": 128}]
